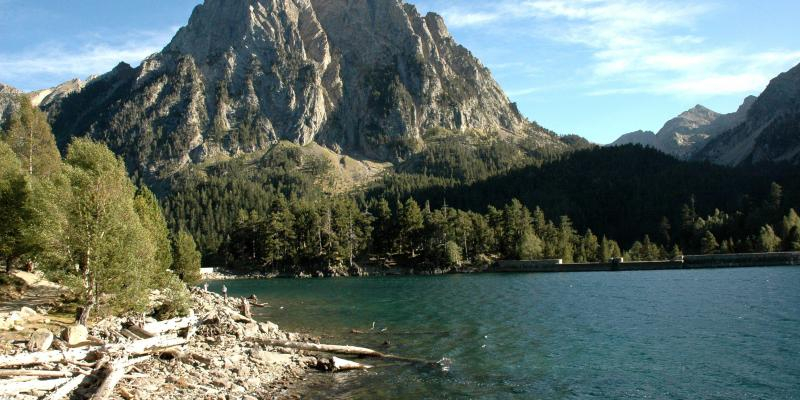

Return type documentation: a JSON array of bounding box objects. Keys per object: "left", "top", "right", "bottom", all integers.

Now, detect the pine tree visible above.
[
  {"left": 516, "top": 228, "right": 543, "bottom": 260},
  {"left": 786, "top": 227, "right": 800, "bottom": 251},
  {"left": 173, "top": 230, "right": 202, "bottom": 285},
  {"left": 757, "top": 225, "right": 781, "bottom": 252},
  {"left": 134, "top": 186, "right": 173, "bottom": 272},
  {"left": 398, "top": 198, "right": 423, "bottom": 256},
  {"left": 700, "top": 230, "right": 719, "bottom": 254}
]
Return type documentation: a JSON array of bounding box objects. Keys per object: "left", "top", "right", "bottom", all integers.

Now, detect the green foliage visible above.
[
  {"left": 757, "top": 225, "right": 781, "bottom": 252},
  {"left": 1, "top": 97, "right": 61, "bottom": 178},
  {"left": 700, "top": 231, "right": 719, "bottom": 255},
  {"left": 172, "top": 230, "right": 202, "bottom": 285},
  {"left": 0, "top": 141, "right": 33, "bottom": 267},
  {"left": 134, "top": 186, "right": 173, "bottom": 272},
  {"left": 33, "top": 138, "right": 187, "bottom": 322}
]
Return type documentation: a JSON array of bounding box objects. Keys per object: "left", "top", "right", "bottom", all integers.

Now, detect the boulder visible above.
[
  {"left": 27, "top": 328, "right": 54, "bottom": 351},
  {"left": 242, "top": 322, "right": 260, "bottom": 338},
  {"left": 62, "top": 324, "right": 88, "bottom": 346},
  {"left": 20, "top": 306, "right": 38, "bottom": 318}
]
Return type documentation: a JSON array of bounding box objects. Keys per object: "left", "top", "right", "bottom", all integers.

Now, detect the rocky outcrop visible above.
[
  {"left": 28, "top": 78, "right": 91, "bottom": 110},
  {"left": 0, "top": 83, "right": 22, "bottom": 126},
  {"left": 695, "top": 63, "right": 800, "bottom": 165},
  {"left": 48, "top": 0, "right": 557, "bottom": 179},
  {"left": 609, "top": 98, "right": 755, "bottom": 159}
]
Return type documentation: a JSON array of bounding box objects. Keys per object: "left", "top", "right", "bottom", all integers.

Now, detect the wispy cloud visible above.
[
  {"left": 0, "top": 28, "right": 177, "bottom": 91},
  {"left": 438, "top": 0, "right": 800, "bottom": 98}
]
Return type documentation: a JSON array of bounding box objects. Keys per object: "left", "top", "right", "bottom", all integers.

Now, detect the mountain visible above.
[
  {"left": 48, "top": 0, "right": 563, "bottom": 180},
  {"left": 609, "top": 99, "right": 755, "bottom": 159},
  {"left": 611, "top": 130, "right": 657, "bottom": 147},
  {"left": 695, "top": 62, "right": 800, "bottom": 165},
  {"left": 29, "top": 78, "right": 91, "bottom": 110},
  {"left": 0, "top": 83, "right": 22, "bottom": 126}
]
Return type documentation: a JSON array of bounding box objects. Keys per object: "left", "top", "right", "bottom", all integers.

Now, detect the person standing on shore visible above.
[
  {"left": 222, "top": 284, "right": 228, "bottom": 299},
  {"left": 203, "top": 282, "right": 208, "bottom": 292}
]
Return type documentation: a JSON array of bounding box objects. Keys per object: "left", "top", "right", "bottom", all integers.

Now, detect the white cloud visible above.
[
  {"left": 0, "top": 28, "right": 177, "bottom": 90},
  {"left": 437, "top": 0, "right": 800, "bottom": 97}
]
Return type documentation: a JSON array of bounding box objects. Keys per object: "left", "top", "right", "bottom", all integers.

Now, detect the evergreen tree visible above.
[
  {"left": 1, "top": 97, "right": 61, "bottom": 178},
  {"left": 370, "top": 198, "right": 394, "bottom": 254},
  {"left": 134, "top": 186, "right": 173, "bottom": 272},
  {"left": 173, "top": 230, "right": 202, "bottom": 285},
  {"left": 0, "top": 141, "right": 32, "bottom": 269},
  {"left": 398, "top": 198, "right": 423, "bottom": 256},
  {"left": 700, "top": 230, "right": 719, "bottom": 254},
  {"left": 517, "top": 228, "right": 543, "bottom": 260},
  {"left": 757, "top": 225, "right": 781, "bottom": 252},
  {"left": 786, "top": 227, "right": 800, "bottom": 251}
]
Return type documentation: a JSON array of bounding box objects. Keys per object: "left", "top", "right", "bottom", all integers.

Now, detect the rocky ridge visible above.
[
  {"left": 695, "top": 62, "right": 800, "bottom": 165},
  {"left": 48, "top": 0, "right": 561, "bottom": 180},
  {"left": 610, "top": 97, "right": 755, "bottom": 159}
]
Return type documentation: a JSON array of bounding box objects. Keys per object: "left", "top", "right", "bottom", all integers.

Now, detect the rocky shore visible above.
[{"left": 0, "top": 280, "right": 324, "bottom": 399}]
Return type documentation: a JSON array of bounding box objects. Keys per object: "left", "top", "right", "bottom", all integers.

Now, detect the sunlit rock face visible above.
[{"left": 49, "top": 0, "right": 553, "bottom": 178}]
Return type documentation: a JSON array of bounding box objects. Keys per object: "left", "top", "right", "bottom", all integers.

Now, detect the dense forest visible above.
[
  {"left": 158, "top": 128, "right": 800, "bottom": 274},
  {"left": 4, "top": 96, "right": 799, "bottom": 283}
]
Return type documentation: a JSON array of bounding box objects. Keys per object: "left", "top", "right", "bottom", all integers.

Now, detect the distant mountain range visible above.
[{"left": 610, "top": 62, "right": 800, "bottom": 165}]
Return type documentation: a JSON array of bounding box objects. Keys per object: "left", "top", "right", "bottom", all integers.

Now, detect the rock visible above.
[
  {"left": 62, "top": 324, "right": 88, "bottom": 346},
  {"left": 27, "top": 328, "right": 54, "bottom": 352},
  {"left": 258, "top": 321, "right": 280, "bottom": 336},
  {"left": 20, "top": 306, "right": 38, "bottom": 318},
  {"left": 242, "top": 322, "right": 260, "bottom": 338}
]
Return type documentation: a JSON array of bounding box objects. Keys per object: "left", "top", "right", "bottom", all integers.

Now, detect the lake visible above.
[{"left": 208, "top": 267, "right": 800, "bottom": 399}]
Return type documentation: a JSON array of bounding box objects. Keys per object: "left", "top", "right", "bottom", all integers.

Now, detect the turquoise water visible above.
[{"left": 209, "top": 268, "right": 800, "bottom": 399}]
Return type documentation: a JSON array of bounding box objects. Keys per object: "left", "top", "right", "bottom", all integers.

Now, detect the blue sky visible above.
[{"left": 1, "top": 0, "right": 799, "bottom": 144}]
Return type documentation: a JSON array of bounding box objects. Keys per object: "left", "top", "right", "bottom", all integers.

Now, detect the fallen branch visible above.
[
  {"left": 0, "top": 377, "right": 71, "bottom": 396},
  {"left": 45, "top": 373, "right": 89, "bottom": 400},
  {"left": 0, "top": 348, "right": 90, "bottom": 368},
  {"left": 0, "top": 335, "right": 186, "bottom": 368},
  {"left": 258, "top": 339, "right": 386, "bottom": 357},
  {"left": 141, "top": 315, "right": 199, "bottom": 336},
  {"left": 255, "top": 339, "right": 434, "bottom": 364},
  {"left": 328, "top": 357, "right": 373, "bottom": 372},
  {"left": 0, "top": 369, "right": 75, "bottom": 378},
  {"left": 91, "top": 356, "right": 150, "bottom": 400}
]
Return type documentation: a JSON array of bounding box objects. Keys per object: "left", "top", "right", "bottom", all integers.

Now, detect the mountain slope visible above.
[
  {"left": 695, "top": 62, "right": 800, "bottom": 165},
  {"left": 609, "top": 98, "right": 755, "bottom": 159},
  {"left": 48, "top": 0, "right": 562, "bottom": 180},
  {"left": 29, "top": 78, "right": 90, "bottom": 110}
]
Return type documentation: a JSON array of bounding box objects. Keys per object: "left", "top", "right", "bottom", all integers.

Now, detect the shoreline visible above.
[
  {"left": 0, "top": 272, "right": 349, "bottom": 399},
  {"left": 203, "top": 251, "right": 800, "bottom": 281}
]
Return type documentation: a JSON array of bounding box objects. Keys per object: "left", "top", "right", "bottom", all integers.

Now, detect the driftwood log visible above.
[
  {"left": 0, "top": 369, "right": 76, "bottom": 378},
  {"left": 0, "top": 377, "right": 72, "bottom": 395},
  {"left": 45, "top": 373, "right": 89, "bottom": 400},
  {"left": 90, "top": 356, "right": 149, "bottom": 400}
]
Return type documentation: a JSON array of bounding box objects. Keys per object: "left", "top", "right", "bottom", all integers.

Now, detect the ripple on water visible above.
[{"left": 210, "top": 267, "right": 800, "bottom": 399}]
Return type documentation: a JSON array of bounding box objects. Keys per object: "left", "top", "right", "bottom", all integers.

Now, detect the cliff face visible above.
[
  {"left": 49, "top": 0, "right": 553, "bottom": 178},
  {"left": 696, "top": 63, "right": 800, "bottom": 166}
]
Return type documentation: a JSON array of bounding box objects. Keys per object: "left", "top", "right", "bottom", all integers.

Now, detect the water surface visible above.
[{"left": 210, "top": 267, "right": 800, "bottom": 399}]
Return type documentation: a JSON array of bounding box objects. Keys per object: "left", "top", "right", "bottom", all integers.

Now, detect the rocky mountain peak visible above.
[{"left": 49, "top": 0, "right": 546, "bottom": 179}]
